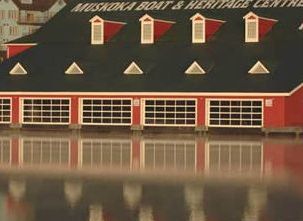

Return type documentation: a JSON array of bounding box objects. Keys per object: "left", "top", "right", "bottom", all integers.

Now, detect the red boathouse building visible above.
[{"left": 0, "top": 0, "right": 302, "bottom": 131}]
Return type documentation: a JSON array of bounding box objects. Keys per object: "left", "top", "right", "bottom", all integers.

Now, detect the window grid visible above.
[
  {"left": 193, "top": 21, "right": 204, "bottom": 43},
  {"left": 208, "top": 142, "right": 262, "bottom": 173},
  {"left": 144, "top": 99, "right": 196, "bottom": 127},
  {"left": 81, "top": 139, "right": 131, "bottom": 168},
  {"left": 144, "top": 141, "right": 196, "bottom": 170},
  {"left": 246, "top": 20, "right": 258, "bottom": 42},
  {"left": 0, "top": 139, "right": 11, "bottom": 164},
  {"left": 22, "top": 138, "right": 69, "bottom": 165},
  {"left": 92, "top": 23, "right": 103, "bottom": 43},
  {"left": 142, "top": 22, "right": 153, "bottom": 43},
  {"left": 81, "top": 99, "right": 132, "bottom": 125},
  {"left": 0, "top": 99, "right": 11, "bottom": 124},
  {"left": 22, "top": 98, "right": 70, "bottom": 125},
  {"left": 208, "top": 100, "right": 263, "bottom": 128}
]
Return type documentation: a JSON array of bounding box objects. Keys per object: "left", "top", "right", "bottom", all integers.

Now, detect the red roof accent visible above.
[
  {"left": 93, "top": 19, "right": 102, "bottom": 23},
  {"left": 144, "top": 17, "right": 152, "bottom": 22},
  {"left": 194, "top": 16, "right": 204, "bottom": 21},
  {"left": 154, "top": 20, "right": 174, "bottom": 41},
  {"left": 205, "top": 19, "right": 225, "bottom": 41},
  {"left": 7, "top": 45, "right": 35, "bottom": 59},
  {"left": 104, "top": 21, "right": 125, "bottom": 42},
  {"left": 259, "top": 18, "right": 278, "bottom": 40},
  {"left": 247, "top": 15, "right": 257, "bottom": 19}
]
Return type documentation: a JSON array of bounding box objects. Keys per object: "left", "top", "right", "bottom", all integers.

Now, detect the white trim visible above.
[
  {"left": 20, "top": 97, "right": 71, "bottom": 125},
  {"left": 141, "top": 17, "right": 154, "bottom": 44},
  {"left": 289, "top": 83, "right": 303, "bottom": 96},
  {"left": 80, "top": 98, "right": 132, "bottom": 126},
  {"left": 248, "top": 61, "right": 270, "bottom": 74},
  {"left": 103, "top": 20, "right": 126, "bottom": 25},
  {"left": 185, "top": 61, "right": 206, "bottom": 74},
  {"left": 124, "top": 62, "right": 143, "bottom": 74},
  {"left": 4, "top": 43, "right": 37, "bottom": 46},
  {"left": 0, "top": 92, "right": 290, "bottom": 96},
  {"left": 153, "top": 19, "right": 175, "bottom": 24},
  {"left": 9, "top": 63, "right": 27, "bottom": 75},
  {"left": 206, "top": 98, "right": 263, "bottom": 128},
  {"left": 142, "top": 98, "right": 197, "bottom": 127},
  {"left": 65, "top": 62, "right": 84, "bottom": 75},
  {"left": 0, "top": 98, "right": 12, "bottom": 124}
]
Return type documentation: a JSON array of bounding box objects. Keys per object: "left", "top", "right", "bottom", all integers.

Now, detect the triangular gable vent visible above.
[
  {"left": 9, "top": 62, "right": 27, "bottom": 75},
  {"left": 248, "top": 61, "right": 269, "bottom": 74},
  {"left": 65, "top": 62, "right": 84, "bottom": 74},
  {"left": 185, "top": 61, "right": 206, "bottom": 74},
  {"left": 124, "top": 62, "right": 143, "bottom": 74}
]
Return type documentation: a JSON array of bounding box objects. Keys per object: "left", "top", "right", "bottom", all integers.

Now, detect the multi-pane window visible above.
[
  {"left": 207, "top": 142, "right": 262, "bottom": 173},
  {"left": 143, "top": 140, "right": 196, "bottom": 170},
  {"left": 0, "top": 99, "right": 11, "bottom": 124},
  {"left": 0, "top": 138, "right": 11, "bottom": 164},
  {"left": 193, "top": 20, "right": 205, "bottom": 43},
  {"left": 0, "top": 11, "right": 5, "bottom": 20},
  {"left": 81, "top": 99, "right": 132, "bottom": 125},
  {"left": 81, "top": 139, "right": 131, "bottom": 168},
  {"left": 22, "top": 138, "right": 69, "bottom": 165},
  {"left": 246, "top": 20, "right": 258, "bottom": 42},
  {"left": 141, "top": 21, "right": 153, "bottom": 44},
  {"left": 92, "top": 22, "right": 103, "bottom": 44},
  {"left": 22, "top": 98, "right": 70, "bottom": 124},
  {"left": 144, "top": 99, "right": 196, "bottom": 126},
  {"left": 208, "top": 100, "right": 263, "bottom": 128},
  {"left": 9, "top": 26, "right": 18, "bottom": 36}
]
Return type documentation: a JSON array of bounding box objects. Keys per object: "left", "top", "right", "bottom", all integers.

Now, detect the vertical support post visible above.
[
  {"left": 70, "top": 96, "right": 81, "bottom": 130},
  {"left": 196, "top": 137, "right": 205, "bottom": 172},
  {"left": 131, "top": 135, "right": 141, "bottom": 170},
  {"left": 10, "top": 96, "right": 21, "bottom": 129},
  {"left": 131, "top": 97, "right": 143, "bottom": 131},
  {"left": 70, "top": 138, "right": 79, "bottom": 169},
  {"left": 196, "top": 97, "right": 207, "bottom": 133},
  {"left": 11, "top": 136, "right": 20, "bottom": 166}
]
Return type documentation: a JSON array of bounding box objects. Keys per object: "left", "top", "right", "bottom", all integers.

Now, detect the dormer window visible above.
[
  {"left": 65, "top": 62, "right": 83, "bottom": 74},
  {"left": 139, "top": 14, "right": 175, "bottom": 44},
  {"left": 191, "top": 14, "right": 205, "bottom": 43},
  {"left": 89, "top": 16, "right": 126, "bottom": 45},
  {"left": 124, "top": 62, "right": 143, "bottom": 74},
  {"left": 243, "top": 12, "right": 278, "bottom": 43},
  {"left": 9, "top": 62, "right": 27, "bottom": 75},
  {"left": 185, "top": 61, "right": 206, "bottom": 74},
  {"left": 248, "top": 61, "right": 269, "bottom": 74},
  {"left": 190, "top": 13, "right": 225, "bottom": 44}
]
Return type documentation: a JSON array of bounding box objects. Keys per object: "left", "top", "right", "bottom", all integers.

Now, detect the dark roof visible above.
[
  {"left": 12, "top": 0, "right": 68, "bottom": 12},
  {"left": 1, "top": 0, "right": 303, "bottom": 93}
]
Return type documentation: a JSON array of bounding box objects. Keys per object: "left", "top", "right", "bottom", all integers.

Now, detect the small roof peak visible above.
[
  {"left": 89, "top": 15, "right": 104, "bottom": 23},
  {"left": 65, "top": 62, "right": 84, "bottom": 74},
  {"left": 248, "top": 61, "right": 270, "bottom": 74},
  {"left": 185, "top": 61, "right": 206, "bottom": 74},
  {"left": 139, "top": 14, "right": 153, "bottom": 22},
  {"left": 190, "top": 13, "right": 205, "bottom": 21},
  {"left": 9, "top": 62, "right": 27, "bottom": 75},
  {"left": 243, "top": 11, "right": 258, "bottom": 19},
  {"left": 124, "top": 62, "right": 143, "bottom": 75}
]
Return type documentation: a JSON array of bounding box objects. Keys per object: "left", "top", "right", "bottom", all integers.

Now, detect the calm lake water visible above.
[{"left": 0, "top": 131, "right": 302, "bottom": 221}]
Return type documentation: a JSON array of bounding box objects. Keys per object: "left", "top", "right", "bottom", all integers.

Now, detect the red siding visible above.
[
  {"left": 104, "top": 21, "right": 125, "bottom": 42},
  {"left": 259, "top": 18, "right": 277, "bottom": 40},
  {"left": 205, "top": 19, "right": 224, "bottom": 41},
  {"left": 154, "top": 21, "right": 173, "bottom": 41},
  {"left": 11, "top": 138, "right": 19, "bottom": 166},
  {"left": 70, "top": 96, "right": 79, "bottom": 125},
  {"left": 7, "top": 45, "right": 35, "bottom": 59},
  {"left": 132, "top": 97, "right": 141, "bottom": 126},
  {"left": 263, "top": 97, "right": 285, "bottom": 127},
  {"left": 197, "top": 98, "right": 205, "bottom": 126},
  {"left": 11, "top": 97, "right": 20, "bottom": 125},
  {"left": 263, "top": 140, "right": 287, "bottom": 175},
  {"left": 285, "top": 86, "right": 303, "bottom": 126}
]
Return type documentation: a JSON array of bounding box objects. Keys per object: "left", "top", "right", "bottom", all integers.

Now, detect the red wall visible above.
[
  {"left": 7, "top": 45, "right": 35, "bottom": 59},
  {"left": 154, "top": 21, "right": 173, "bottom": 41},
  {"left": 285, "top": 86, "right": 303, "bottom": 126},
  {"left": 263, "top": 97, "right": 285, "bottom": 127}
]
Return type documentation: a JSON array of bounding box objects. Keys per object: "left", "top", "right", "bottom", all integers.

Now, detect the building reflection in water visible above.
[{"left": 0, "top": 132, "right": 301, "bottom": 221}]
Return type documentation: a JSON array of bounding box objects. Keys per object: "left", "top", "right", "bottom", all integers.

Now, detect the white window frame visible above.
[
  {"left": 20, "top": 137, "right": 70, "bottom": 166},
  {"left": 142, "top": 98, "right": 197, "bottom": 127},
  {"left": 90, "top": 16, "right": 104, "bottom": 45},
  {"left": 80, "top": 98, "right": 132, "bottom": 126},
  {"left": 191, "top": 13, "right": 206, "bottom": 43},
  {"left": 140, "top": 15, "right": 154, "bottom": 44},
  {"left": 79, "top": 138, "right": 132, "bottom": 169},
  {"left": 206, "top": 98, "right": 263, "bottom": 128},
  {"left": 21, "top": 97, "right": 71, "bottom": 125},
  {"left": 205, "top": 141, "right": 263, "bottom": 175},
  {"left": 0, "top": 98, "right": 12, "bottom": 124},
  {"left": 244, "top": 13, "right": 259, "bottom": 42},
  {"left": 141, "top": 139, "right": 196, "bottom": 171}
]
